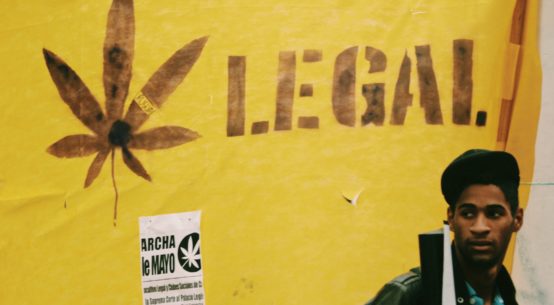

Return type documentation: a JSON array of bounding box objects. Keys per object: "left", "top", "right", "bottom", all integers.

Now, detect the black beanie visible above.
[{"left": 441, "top": 149, "right": 520, "bottom": 212}]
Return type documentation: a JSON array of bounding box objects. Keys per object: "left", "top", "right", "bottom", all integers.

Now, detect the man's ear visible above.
[
  {"left": 447, "top": 206, "right": 454, "bottom": 230},
  {"left": 513, "top": 207, "right": 524, "bottom": 232}
]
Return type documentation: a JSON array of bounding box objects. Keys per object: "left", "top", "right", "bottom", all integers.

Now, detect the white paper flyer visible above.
[{"left": 139, "top": 211, "right": 205, "bottom": 305}]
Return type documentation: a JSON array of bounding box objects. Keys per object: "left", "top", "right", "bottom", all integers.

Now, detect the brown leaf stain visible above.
[
  {"left": 43, "top": 0, "right": 206, "bottom": 224},
  {"left": 232, "top": 278, "right": 255, "bottom": 298}
]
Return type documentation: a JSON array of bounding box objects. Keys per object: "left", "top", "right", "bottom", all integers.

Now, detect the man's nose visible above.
[{"left": 470, "top": 214, "right": 490, "bottom": 235}]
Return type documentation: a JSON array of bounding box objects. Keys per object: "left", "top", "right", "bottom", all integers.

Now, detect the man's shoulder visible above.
[
  {"left": 389, "top": 267, "right": 421, "bottom": 287},
  {"left": 365, "top": 268, "right": 423, "bottom": 305}
]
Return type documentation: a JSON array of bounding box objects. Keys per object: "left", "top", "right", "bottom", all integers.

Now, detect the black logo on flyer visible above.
[{"left": 178, "top": 233, "right": 201, "bottom": 272}]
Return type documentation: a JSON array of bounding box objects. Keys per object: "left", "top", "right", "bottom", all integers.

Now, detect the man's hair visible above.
[{"left": 445, "top": 172, "right": 519, "bottom": 214}]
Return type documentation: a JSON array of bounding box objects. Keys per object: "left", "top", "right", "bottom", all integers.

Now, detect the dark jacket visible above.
[{"left": 365, "top": 253, "right": 518, "bottom": 305}]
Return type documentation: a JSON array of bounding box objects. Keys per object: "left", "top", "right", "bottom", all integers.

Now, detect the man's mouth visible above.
[{"left": 468, "top": 240, "right": 493, "bottom": 251}]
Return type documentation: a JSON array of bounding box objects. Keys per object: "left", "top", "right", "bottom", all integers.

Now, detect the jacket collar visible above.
[{"left": 451, "top": 245, "right": 518, "bottom": 305}]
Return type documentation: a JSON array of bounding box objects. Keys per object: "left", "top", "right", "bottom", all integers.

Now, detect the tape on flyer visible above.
[{"left": 135, "top": 92, "right": 157, "bottom": 115}]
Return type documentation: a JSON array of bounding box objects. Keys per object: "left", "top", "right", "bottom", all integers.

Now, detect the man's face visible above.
[{"left": 448, "top": 184, "right": 523, "bottom": 269}]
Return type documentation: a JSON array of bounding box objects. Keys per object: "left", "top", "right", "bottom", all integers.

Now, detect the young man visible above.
[{"left": 366, "top": 149, "right": 524, "bottom": 305}]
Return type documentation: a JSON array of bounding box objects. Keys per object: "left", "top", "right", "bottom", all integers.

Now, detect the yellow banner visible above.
[{"left": 0, "top": 0, "right": 540, "bottom": 304}]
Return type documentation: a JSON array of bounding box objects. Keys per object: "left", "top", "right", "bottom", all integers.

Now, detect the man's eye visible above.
[
  {"left": 487, "top": 209, "right": 505, "bottom": 218},
  {"left": 460, "top": 210, "right": 475, "bottom": 218}
]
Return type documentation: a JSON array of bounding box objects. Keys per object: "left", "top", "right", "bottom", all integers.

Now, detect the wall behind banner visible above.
[
  {"left": 0, "top": 1, "right": 540, "bottom": 305},
  {"left": 513, "top": 0, "right": 554, "bottom": 304}
]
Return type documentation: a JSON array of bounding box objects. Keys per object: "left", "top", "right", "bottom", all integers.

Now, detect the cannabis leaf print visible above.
[{"left": 43, "top": 0, "right": 207, "bottom": 224}]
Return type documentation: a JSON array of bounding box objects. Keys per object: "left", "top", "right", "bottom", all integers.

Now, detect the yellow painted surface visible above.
[{"left": 0, "top": 0, "right": 540, "bottom": 304}]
